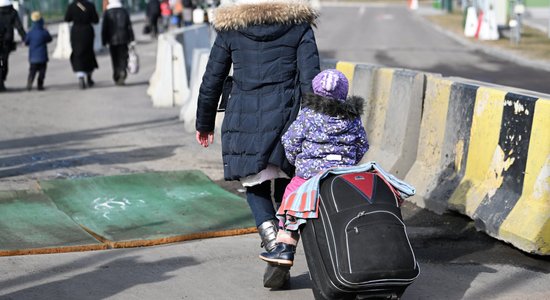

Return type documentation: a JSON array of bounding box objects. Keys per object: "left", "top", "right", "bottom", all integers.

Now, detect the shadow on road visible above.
[
  {"left": 0, "top": 145, "right": 180, "bottom": 178},
  {"left": 0, "top": 255, "right": 199, "bottom": 299},
  {"left": 0, "top": 117, "right": 178, "bottom": 151}
]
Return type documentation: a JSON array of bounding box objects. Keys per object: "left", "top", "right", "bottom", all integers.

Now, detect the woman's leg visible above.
[
  {"left": 246, "top": 180, "right": 279, "bottom": 252},
  {"left": 246, "top": 180, "right": 276, "bottom": 227}
]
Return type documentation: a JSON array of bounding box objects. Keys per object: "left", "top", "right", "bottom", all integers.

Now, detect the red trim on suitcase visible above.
[{"left": 339, "top": 172, "right": 375, "bottom": 200}]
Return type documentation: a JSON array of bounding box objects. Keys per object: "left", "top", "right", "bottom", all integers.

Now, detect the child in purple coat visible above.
[{"left": 260, "top": 69, "right": 369, "bottom": 266}]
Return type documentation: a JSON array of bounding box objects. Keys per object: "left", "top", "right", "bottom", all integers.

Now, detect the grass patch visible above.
[{"left": 425, "top": 10, "right": 550, "bottom": 62}]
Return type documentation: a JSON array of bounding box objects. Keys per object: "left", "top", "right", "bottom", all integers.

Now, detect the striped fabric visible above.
[{"left": 276, "top": 162, "right": 416, "bottom": 231}]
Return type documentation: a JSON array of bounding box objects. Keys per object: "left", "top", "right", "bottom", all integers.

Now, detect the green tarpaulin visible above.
[
  {"left": 0, "top": 190, "right": 104, "bottom": 256},
  {"left": 39, "top": 170, "right": 256, "bottom": 247}
]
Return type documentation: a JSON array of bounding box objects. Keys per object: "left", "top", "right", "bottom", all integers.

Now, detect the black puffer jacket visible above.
[
  {"left": 146, "top": 0, "right": 161, "bottom": 18},
  {"left": 0, "top": 4, "right": 26, "bottom": 51},
  {"left": 196, "top": 1, "right": 320, "bottom": 180},
  {"left": 101, "top": 7, "right": 134, "bottom": 46}
]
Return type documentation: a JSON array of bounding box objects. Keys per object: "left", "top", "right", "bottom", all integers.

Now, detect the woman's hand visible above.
[{"left": 196, "top": 131, "right": 214, "bottom": 147}]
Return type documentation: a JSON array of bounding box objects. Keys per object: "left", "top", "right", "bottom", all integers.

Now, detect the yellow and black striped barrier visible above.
[{"left": 323, "top": 60, "right": 550, "bottom": 255}]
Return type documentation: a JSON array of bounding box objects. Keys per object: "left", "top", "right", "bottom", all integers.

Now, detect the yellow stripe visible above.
[
  {"left": 499, "top": 99, "right": 550, "bottom": 254},
  {"left": 448, "top": 87, "right": 506, "bottom": 215},
  {"left": 336, "top": 61, "right": 356, "bottom": 93},
  {"left": 362, "top": 68, "right": 394, "bottom": 155},
  {"left": 404, "top": 75, "right": 452, "bottom": 207},
  {"left": 415, "top": 75, "right": 452, "bottom": 167}
]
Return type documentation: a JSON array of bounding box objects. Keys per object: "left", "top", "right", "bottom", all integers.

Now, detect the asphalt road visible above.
[
  {"left": 0, "top": 2, "right": 549, "bottom": 300},
  {"left": 315, "top": 2, "right": 550, "bottom": 94}
]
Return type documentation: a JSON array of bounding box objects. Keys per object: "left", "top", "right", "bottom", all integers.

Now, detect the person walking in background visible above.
[
  {"left": 64, "top": 0, "right": 100, "bottom": 90},
  {"left": 24, "top": 11, "right": 52, "bottom": 91},
  {"left": 0, "top": 0, "right": 26, "bottom": 92},
  {"left": 102, "top": 0, "right": 135, "bottom": 86},
  {"left": 146, "top": 0, "right": 160, "bottom": 38},
  {"left": 181, "top": 0, "right": 194, "bottom": 26},
  {"left": 195, "top": 0, "right": 320, "bottom": 289},
  {"left": 172, "top": 0, "right": 183, "bottom": 28},
  {"left": 159, "top": 0, "right": 172, "bottom": 32},
  {"left": 260, "top": 69, "right": 369, "bottom": 266}
]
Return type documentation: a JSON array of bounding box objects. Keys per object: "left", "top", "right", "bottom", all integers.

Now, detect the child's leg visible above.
[
  {"left": 259, "top": 229, "right": 298, "bottom": 266},
  {"left": 276, "top": 229, "right": 299, "bottom": 246},
  {"left": 27, "top": 64, "right": 38, "bottom": 91},
  {"left": 37, "top": 63, "right": 46, "bottom": 89}
]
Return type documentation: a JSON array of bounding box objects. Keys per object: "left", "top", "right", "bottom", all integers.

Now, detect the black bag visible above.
[
  {"left": 301, "top": 170, "right": 420, "bottom": 300},
  {"left": 142, "top": 23, "right": 152, "bottom": 34},
  {"left": 217, "top": 76, "right": 232, "bottom": 112}
]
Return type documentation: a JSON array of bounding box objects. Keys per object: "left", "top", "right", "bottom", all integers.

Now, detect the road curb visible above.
[{"left": 413, "top": 9, "right": 550, "bottom": 73}]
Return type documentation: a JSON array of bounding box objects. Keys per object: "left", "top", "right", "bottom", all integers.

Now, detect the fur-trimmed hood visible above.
[
  {"left": 302, "top": 93, "right": 365, "bottom": 120},
  {"left": 213, "top": 1, "right": 318, "bottom": 31}
]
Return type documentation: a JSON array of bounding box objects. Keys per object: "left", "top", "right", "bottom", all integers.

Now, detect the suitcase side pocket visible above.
[{"left": 342, "top": 210, "right": 417, "bottom": 281}]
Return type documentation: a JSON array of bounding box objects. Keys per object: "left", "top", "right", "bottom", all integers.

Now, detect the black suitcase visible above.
[{"left": 301, "top": 170, "right": 419, "bottom": 300}]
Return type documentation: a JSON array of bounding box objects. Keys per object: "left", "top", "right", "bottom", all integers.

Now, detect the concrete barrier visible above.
[
  {"left": 52, "top": 22, "right": 72, "bottom": 60},
  {"left": 147, "top": 34, "right": 175, "bottom": 107},
  {"left": 442, "top": 82, "right": 550, "bottom": 254},
  {"left": 147, "top": 34, "right": 191, "bottom": 107},
  {"left": 180, "top": 48, "right": 211, "bottom": 133},
  {"left": 326, "top": 58, "right": 549, "bottom": 254},
  {"left": 335, "top": 62, "right": 425, "bottom": 177},
  {"left": 172, "top": 39, "right": 190, "bottom": 106},
  {"left": 399, "top": 74, "right": 549, "bottom": 254},
  {"left": 147, "top": 24, "right": 212, "bottom": 108},
  {"left": 172, "top": 24, "right": 212, "bottom": 85},
  {"left": 403, "top": 75, "right": 478, "bottom": 214},
  {"left": 362, "top": 68, "right": 425, "bottom": 178}
]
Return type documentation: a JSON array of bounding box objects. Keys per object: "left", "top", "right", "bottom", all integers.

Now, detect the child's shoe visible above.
[
  {"left": 259, "top": 243, "right": 295, "bottom": 266},
  {"left": 26, "top": 77, "right": 33, "bottom": 91}
]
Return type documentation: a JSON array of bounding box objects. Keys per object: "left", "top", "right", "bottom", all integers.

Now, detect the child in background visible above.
[
  {"left": 260, "top": 69, "right": 369, "bottom": 266},
  {"left": 24, "top": 11, "right": 52, "bottom": 91}
]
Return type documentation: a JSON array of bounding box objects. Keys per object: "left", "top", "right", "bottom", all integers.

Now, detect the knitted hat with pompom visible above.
[{"left": 312, "top": 69, "right": 349, "bottom": 102}]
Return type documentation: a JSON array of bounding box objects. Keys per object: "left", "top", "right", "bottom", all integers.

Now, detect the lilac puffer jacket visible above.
[{"left": 282, "top": 93, "right": 369, "bottom": 179}]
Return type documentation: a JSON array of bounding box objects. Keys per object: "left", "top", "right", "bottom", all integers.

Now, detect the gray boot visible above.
[{"left": 258, "top": 219, "right": 279, "bottom": 252}]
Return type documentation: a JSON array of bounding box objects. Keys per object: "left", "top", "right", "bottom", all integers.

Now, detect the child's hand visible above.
[{"left": 196, "top": 131, "right": 214, "bottom": 148}]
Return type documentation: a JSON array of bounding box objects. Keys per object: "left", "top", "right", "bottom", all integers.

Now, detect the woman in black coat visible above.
[
  {"left": 146, "top": 0, "right": 160, "bottom": 38},
  {"left": 101, "top": 0, "right": 134, "bottom": 85},
  {"left": 195, "top": 0, "right": 320, "bottom": 288},
  {"left": 0, "top": 0, "right": 26, "bottom": 91},
  {"left": 65, "top": 0, "right": 99, "bottom": 89}
]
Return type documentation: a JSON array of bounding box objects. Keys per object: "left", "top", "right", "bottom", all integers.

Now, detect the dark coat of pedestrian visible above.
[
  {"left": 196, "top": 1, "right": 320, "bottom": 181},
  {"left": 24, "top": 11, "right": 52, "bottom": 91},
  {"left": 102, "top": 0, "right": 135, "bottom": 85},
  {"left": 146, "top": 0, "right": 161, "bottom": 37},
  {"left": 0, "top": 0, "right": 26, "bottom": 91},
  {"left": 195, "top": 0, "right": 320, "bottom": 289},
  {"left": 64, "top": 0, "right": 99, "bottom": 89}
]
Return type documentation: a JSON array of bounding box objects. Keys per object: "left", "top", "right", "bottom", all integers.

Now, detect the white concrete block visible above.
[
  {"left": 180, "top": 48, "right": 210, "bottom": 133},
  {"left": 171, "top": 41, "right": 191, "bottom": 106},
  {"left": 52, "top": 22, "right": 72, "bottom": 60}
]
